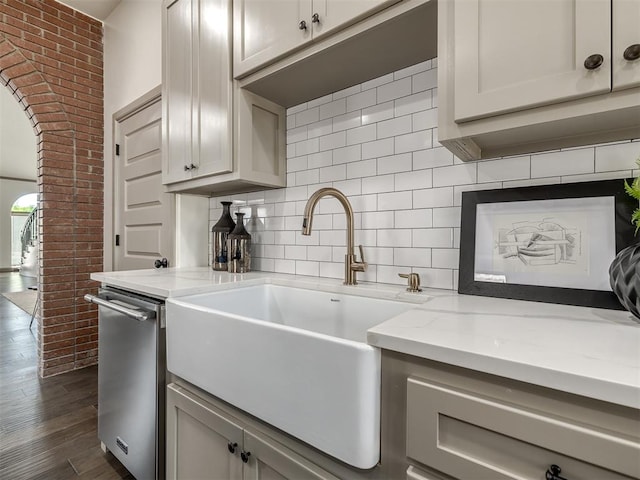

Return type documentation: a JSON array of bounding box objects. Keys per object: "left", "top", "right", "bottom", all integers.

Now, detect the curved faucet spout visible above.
[{"left": 302, "top": 187, "right": 366, "bottom": 285}]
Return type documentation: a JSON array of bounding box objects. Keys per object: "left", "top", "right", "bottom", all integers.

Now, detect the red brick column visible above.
[{"left": 0, "top": 0, "right": 103, "bottom": 377}]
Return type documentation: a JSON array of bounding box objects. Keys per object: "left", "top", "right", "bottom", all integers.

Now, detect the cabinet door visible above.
[
  {"left": 167, "top": 384, "right": 244, "bottom": 480},
  {"left": 406, "top": 377, "right": 639, "bottom": 480},
  {"left": 162, "top": 0, "right": 194, "bottom": 184},
  {"left": 312, "top": 0, "right": 398, "bottom": 38},
  {"left": 194, "top": 0, "right": 234, "bottom": 178},
  {"left": 233, "top": 0, "right": 312, "bottom": 77},
  {"left": 234, "top": 87, "right": 286, "bottom": 188},
  {"left": 613, "top": 0, "right": 640, "bottom": 91},
  {"left": 242, "top": 429, "right": 340, "bottom": 480},
  {"left": 453, "top": 0, "right": 611, "bottom": 122}
]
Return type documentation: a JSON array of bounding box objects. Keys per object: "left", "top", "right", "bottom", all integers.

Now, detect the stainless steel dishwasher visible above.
[{"left": 85, "top": 287, "right": 166, "bottom": 480}]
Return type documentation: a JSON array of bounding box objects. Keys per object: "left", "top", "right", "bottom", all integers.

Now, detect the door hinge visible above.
[
  {"left": 115, "top": 144, "right": 120, "bottom": 156},
  {"left": 115, "top": 234, "right": 120, "bottom": 246}
]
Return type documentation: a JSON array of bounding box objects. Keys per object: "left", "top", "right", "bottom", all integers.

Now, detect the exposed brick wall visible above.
[{"left": 0, "top": 0, "right": 103, "bottom": 377}]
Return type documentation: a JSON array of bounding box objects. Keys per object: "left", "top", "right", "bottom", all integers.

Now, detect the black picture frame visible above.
[{"left": 458, "top": 178, "right": 637, "bottom": 310}]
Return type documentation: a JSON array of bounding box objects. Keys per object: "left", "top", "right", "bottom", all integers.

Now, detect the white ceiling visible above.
[{"left": 57, "top": 0, "right": 121, "bottom": 21}]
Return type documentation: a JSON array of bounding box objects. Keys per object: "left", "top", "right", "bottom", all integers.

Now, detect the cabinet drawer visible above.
[{"left": 406, "top": 377, "right": 639, "bottom": 480}]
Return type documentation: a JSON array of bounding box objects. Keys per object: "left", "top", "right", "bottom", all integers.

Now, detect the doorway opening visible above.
[{"left": 11, "top": 193, "right": 38, "bottom": 274}]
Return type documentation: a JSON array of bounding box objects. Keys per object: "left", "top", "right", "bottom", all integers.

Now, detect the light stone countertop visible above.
[{"left": 91, "top": 267, "right": 640, "bottom": 409}]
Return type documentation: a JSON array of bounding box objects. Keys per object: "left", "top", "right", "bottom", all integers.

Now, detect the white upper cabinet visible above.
[
  {"left": 453, "top": 0, "right": 611, "bottom": 122},
  {"left": 163, "top": 0, "right": 233, "bottom": 185},
  {"left": 163, "top": 0, "right": 286, "bottom": 195},
  {"left": 233, "top": 0, "right": 397, "bottom": 77},
  {"left": 438, "top": 0, "right": 640, "bottom": 161},
  {"left": 613, "top": 0, "right": 640, "bottom": 90}
]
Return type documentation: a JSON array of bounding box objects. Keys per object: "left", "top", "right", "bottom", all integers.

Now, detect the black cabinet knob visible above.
[
  {"left": 546, "top": 464, "right": 568, "bottom": 480},
  {"left": 312, "top": 13, "right": 320, "bottom": 23},
  {"left": 584, "top": 54, "right": 604, "bottom": 70},
  {"left": 240, "top": 450, "right": 251, "bottom": 463},
  {"left": 623, "top": 44, "right": 640, "bottom": 61},
  {"left": 227, "top": 442, "right": 237, "bottom": 454},
  {"left": 298, "top": 20, "right": 307, "bottom": 30},
  {"left": 154, "top": 257, "right": 168, "bottom": 268}
]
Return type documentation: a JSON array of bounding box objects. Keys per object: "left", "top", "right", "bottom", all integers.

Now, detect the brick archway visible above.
[{"left": 0, "top": 2, "right": 103, "bottom": 377}]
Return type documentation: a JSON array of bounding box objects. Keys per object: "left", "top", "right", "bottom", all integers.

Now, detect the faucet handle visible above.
[
  {"left": 358, "top": 245, "right": 366, "bottom": 263},
  {"left": 351, "top": 245, "right": 367, "bottom": 273},
  {"left": 399, "top": 272, "right": 422, "bottom": 292}
]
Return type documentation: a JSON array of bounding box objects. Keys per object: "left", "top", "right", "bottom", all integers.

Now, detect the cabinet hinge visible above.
[
  {"left": 115, "top": 144, "right": 120, "bottom": 156},
  {"left": 115, "top": 234, "right": 120, "bottom": 246}
]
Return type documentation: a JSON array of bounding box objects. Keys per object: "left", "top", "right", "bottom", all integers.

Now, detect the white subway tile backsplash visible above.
[
  {"left": 531, "top": 148, "right": 594, "bottom": 177},
  {"left": 285, "top": 245, "right": 307, "bottom": 260},
  {"left": 362, "top": 72, "right": 394, "bottom": 91},
  {"left": 395, "top": 130, "right": 432, "bottom": 154},
  {"left": 433, "top": 163, "right": 477, "bottom": 187},
  {"left": 362, "top": 211, "right": 394, "bottom": 229},
  {"left": 413, "top": 186, "right": 453, "bottom": 208},
  {"left": 333, "top": 144, "right": 362, "bottom": 164},
  {"left": 412, "top": 68, "right": 437, "bottom": 93},
  {"left": 347, "top": 124, "right": 377, "bottom": 145},
  {"left": 333, "top": 111, "right": 361, "bottom": 132},
  {"left": 274, "top": 259, "right": 296, "bottom": 274},
  {"left": 333, "top": 84, "right": 362, "bottom": 100},
  {"left": 431, "top": 248, "right": 459, "bottom": 269},
  {"left": 294, "top": 137, "right": 319, "bottom": 156},
  {"left": 319, "top": 131, "right": 346, "bottom": 151},
  {"left": 377, "top": 153, "right": 412, "bottom": 175},
  {"left": 319, "top": 164, "right": 347, "bottom": 182},
  {"left": 362, "top": 101, "right": 394, "bottom": 125},
  {"left": 307, "top": 93, "right": 333, "bottom": 109},
  {"left": 595, "top": 141, "right": 640, "bottom": 172},
  {"left": 377, "top": 115, "right": 412, "bottom": 139},
  {"left": 377, "top": 77, "right": 412, "bottom": 103},
  {"left": 394, "top": 91, "right": 432, "bottom": 117},
  {"left": 362, "top": 175, "right": 395, "bottom": 194},
  {"left": 395, "top": 170, "right": 432, "bottom": 191},
  {"left": 347, "top": 159, "right": 377, "bottom": 179},
  {"left": 347, "top": 89, "right": 377, "bottom": 112},
  {"left": 413, "top": 228, "right": 452, "bottom": 248},
  {"left": 210, "top": 61, "right": 638, "bottom": 289},
  {"left": 307, "top": 246, "right": 332, "bottom": 262},
  {"left": 412, "top": 108, "right": 438, "bottom": 131},
  {"left": 396, "top": 209, "right": 432, "bottom": 229},
  {"left": 295, "top": 107, "right": 319, "bottom": 126},
  {"left": 413, "top": 147, "right": 454, "bottom": 169},
  {"left": 319, "top": 98, "right": 346, "bottom": 120},
  {"left": 287, "top": 125, "right": 307, "bottom": 144},
  {"left": 378, "top": 191, "right": 412, "bottom": 211},
  {"left": 433, "top": 207, "right": 461, "bottom": 228},
  {"left": 307, "top": 118, "right": 333, "bottom": 139},
  {"left": 394, "top": 248, "right": 431, "bottom": 267},
  {"left": 362, "top": 138, "right": 394, "bottom": 160},
  {"left": 296, "top": 261, "right": 319, "bottom": 276},
  {"left": 378, "top": 229, "right": 412, "bottom": 247},
  {"left": 478, "top": 156, "right": 530, "bottom": 183},
  {"left": 394, "top": 60, "right": 431, "bottom": 80}
]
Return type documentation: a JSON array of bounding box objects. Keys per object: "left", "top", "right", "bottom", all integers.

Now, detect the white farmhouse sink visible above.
[{"left": 166, "top": 283, "right": 416, "bottom": 469}]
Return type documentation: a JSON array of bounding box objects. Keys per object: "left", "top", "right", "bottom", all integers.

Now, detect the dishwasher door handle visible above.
[{"left": 84, "top": 294, "right": 156, "bottom": 322}]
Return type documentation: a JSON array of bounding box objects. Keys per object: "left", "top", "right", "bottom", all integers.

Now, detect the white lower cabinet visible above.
[
  {"left": 385, "top": 350, "right": 640, "bottom": 480},
  {"left": 167, "top": 383, "right": 339, "bottom": 480}
]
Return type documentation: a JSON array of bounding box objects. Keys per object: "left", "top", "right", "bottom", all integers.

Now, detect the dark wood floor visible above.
[{"left": 0, "top": 272, "right": 132, "bottom": 480}]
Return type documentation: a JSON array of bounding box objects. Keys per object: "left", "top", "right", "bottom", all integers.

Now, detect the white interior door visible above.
[{"left": 114, "top": 93, "right": 175, "bottom": 271}]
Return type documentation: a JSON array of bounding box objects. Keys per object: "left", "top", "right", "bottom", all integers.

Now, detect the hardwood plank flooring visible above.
[{"left": 0, "top": 273, "right": 132, "bottom": 480}]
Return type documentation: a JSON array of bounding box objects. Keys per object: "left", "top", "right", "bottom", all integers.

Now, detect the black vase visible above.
[
  {"left": 609, "top": 243, "right": 640, "bottom": 322},
  {"left": 227, "top": 212, "right": 251, "bottom": 273},
  {"left": 211, "top": 201, "right": 235, "bottom": 271}
]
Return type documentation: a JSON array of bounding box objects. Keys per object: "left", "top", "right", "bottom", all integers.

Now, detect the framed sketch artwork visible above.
[{"left": 458, "top": 179, "right": 637, "bottom": 309}]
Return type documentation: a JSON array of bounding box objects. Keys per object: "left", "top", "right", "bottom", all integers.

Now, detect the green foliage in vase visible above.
[{"left": 624, "top": 156, "right": 640, "bottom": 234}]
